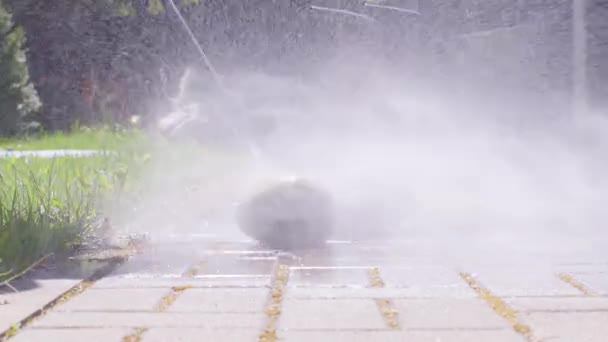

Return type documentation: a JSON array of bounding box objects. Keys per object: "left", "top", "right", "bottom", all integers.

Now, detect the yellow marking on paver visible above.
[
  {"left": 122, "top": 327, "right": 148, "bottom": 342},
  {"left": 121, "top": 262, "right": 202, "bottom": 342},
  {"left": 367, "top": 267, "right": 400, "bottom": 329},
  {"left": 154, "top": 285, "right": 192, "bottom": 312},
  {"left": 151, "top": 262, "right": 201, "bottom": 312},
  {"left": 259, "top": 262, "right": 290, "bottom": 342},
  {"left": 558, "top": 273, "right": 597, "bottom": 296},
  {"left": 460, "top": 272, "right": 535, "bottom": 341}
]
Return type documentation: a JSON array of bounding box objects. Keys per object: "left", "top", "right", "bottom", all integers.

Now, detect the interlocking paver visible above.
[
  {"left": 280, "top": 330, "right": 526, "bottom": 342},
  {"left": 569, "top": 274, "right": 608, "bottom": 295},
  {"left": 30, "top": 312, "right": 265, "bottom": 329},
  {"left": 289, "top": 268, "right": 370, "bottom": 287},
  {"left": 56, "top": 288, "right": 168, "bottom": 312},
  {"left": 94, "top": 275, "right": 272, "bottom": 289},
  {"left": 143, "top": 328, "right": 259, "bottom": 341},
  {"left": 382, "top": 267, "right": 477, "bottom": 298},
  {"left": 168, "top": 288, "right": 267, "bottom": 313},
  {"left": 523, "top": 312, "right": 608, "bottom": 342},
  {"left": 506, "top": 297, "right": 608, "bottom": 312},
  {"left": 394, "top": 298, "right": 512, "bottom": 329},
  {"left": 470, "top": 270, "right": 582, "bottom": 296},
  {"left": 200, "top": 255, "right": 276, "bottom": 275},
  {"left": 288, "top": 286, "right": 422, "bottom": 299},
  {"left": 11, "top": 328, "right": 131, "bottom": 342},
  {"left": 4, "top": 237, "right": 607, "bottom": 342},
  {"left": 0, "top": 279, "right": 81, "bottom": 333},
  {"left": 279, "top": 299, "right": 386, "bottom": 330}
]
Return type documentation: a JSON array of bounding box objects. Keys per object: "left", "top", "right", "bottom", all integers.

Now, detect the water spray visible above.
[
  {"left": 363, "top": 1, "right": 421, "bottom": 16},
  {"left": 166, "top": 0, "right": 260, "bottom": 159},
  {"left": 166, "top": 0, "right": 335, "bottom": 250},
  {"left": 166, "top": 0, "right": 226, "bottom": 94},
  {"left": 310, "top": 5, "right": 376, "bottom": 22}
]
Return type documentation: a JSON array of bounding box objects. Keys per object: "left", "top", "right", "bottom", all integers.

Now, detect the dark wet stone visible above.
[{"left": 236, "top": 179, "right": 334, "bottom": 250}]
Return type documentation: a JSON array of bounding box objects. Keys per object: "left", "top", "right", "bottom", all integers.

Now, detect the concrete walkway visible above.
[{"left": 2, "top": 236, "right": 607, "bottom": 341}]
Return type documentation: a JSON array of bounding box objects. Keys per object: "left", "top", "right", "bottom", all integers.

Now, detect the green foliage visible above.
[
  {"left": 146, "top": 0, "right": 201, "bottom": 15},
  {"left": 114, "top": 1, "right": 136, "bottom": 17},
  {"left": 0, "top": 0, "right": 40, "bottom": 136},
  {"left": 0, "top": 126, "right": 148, "bottom": 150},
  {"left": 0, "top": 129, "right": 149, "bottom": 282},
  {"left": 147, "top": 0, "right": 164, "bottom": 16}
]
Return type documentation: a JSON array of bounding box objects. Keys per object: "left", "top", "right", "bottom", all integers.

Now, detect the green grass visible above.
[
  {"left": 0, "top": 127, "right": 256, "bottom": 283},
  {"left": 0, "top": 128, "right": 144, "bottom": 151},
  {"left": 0, "top": 129, "right": 151, "bottom": 282}
]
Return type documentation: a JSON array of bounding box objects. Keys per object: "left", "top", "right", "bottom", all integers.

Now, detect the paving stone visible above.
[
  {"left": 523, "top": 312, "right": 608, "bottom": 342},
  {"left": 381, "top": 267, "right": 476, "bottom": 298},
  {"left": 506, "top": 297, "right": 608, "bottom": 312},
  {"left": 287, "top": 287, "right": 424, "bottom": 299},
  {"left": 200, "top": 255, "right": 276, "bottom": 275},
  {"left": 394, "top": 298, "right": 511, "bottom": 329},
  {"left": 570, "top": 274, "right": 608, "bottom": 295},
  {"left": 11, "top": 328, "right": 131, "bottom": 342},
  {"left": 109, "top": 255, "right": 193, "bottom": 278},
  {"left": 0, "top": 279, "right": 81, "bottom": 333},
  {"left": 56, "top": 288, "right": 168, "bottom": 312},
  {"left": 471, "top": 271, "right": 581, "bottom": 296},
  {"left": 4, "top": 237, "right": 607, "bottom": 342},
  {"left": 279, "top": 299, "right": 385, "bottom": 330},
  {"left": 30, "top": 312, "right": 265, "bottom": 329},
  {"left": 94, "top": 276, "right": 271, "bottom": 289},
  {"left": 280, "top": 330, "right": 525, "bottom": 342},
  {"left": 289, "top": 257, "right": 379, "bottom": 268},
  {"left": 554, "top": 264, "right": 608, "bottom": 275},
  {"left": 143, "top": 328, "right": 259, "bottom": 341},
  {"left": 289, "top": 268, "right": 370, "bottom": 287},
  {"left": 168, "top": 288, "right": 267, "bottom": 313}
]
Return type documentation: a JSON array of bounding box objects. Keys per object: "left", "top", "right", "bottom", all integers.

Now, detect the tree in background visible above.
[
  {"left": 0, "top": 0, "right": 40, "bottom": 136},
  {"left": 1, "top": 0, "right": 303, "bottom": 131}
]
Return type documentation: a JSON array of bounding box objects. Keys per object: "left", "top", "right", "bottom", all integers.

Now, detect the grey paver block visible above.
[
  {"left": 94, "top": 276, "right": 271, "bottom": 289},
  {"left": 506, "top": 297, "right": 608, "bottom": 312},
  {"left": 280, "top": 330, "right": 526, "bottom": 342},
  {"left": 289, "top": 268, "right": 370, "bottom": 287},
  {"left": 285, "top": 285, "right": 474, "bottom": 299},
  {"left": 279, "top": 299, "right": 385, "bottom": 329},
  {"left": 555, "top": 264, "right": 608, "bottom": 275},
  {"left": 109, "top": 255, "right": 192, "bottom": 277},
  {"left": 394, "top": 298, "right": 511, "bottom": 329},
  {"left": 523, "top": 312, "right": 608, "bottom": 342},
  {"left": 30, "top": 312, "right": 265, "bottom": 329},
  {"left": 56, "top": 288, "right": 168, "bottom": 312},
  {"left": 169, "top": 288, "right": 267, "bottom": 313},
  {"left": 201, "top": 255, "right": 275, "bottom": 275},
  {"left": 571, "top": 274, "right": 608, "bottom": 295},
  {"left": 0, "top": 279, "right": 81, "bottom": 333},
  {"left": 287, "top": 287, "right": 424, "bottom": 299},
  {"left": 472, "top": 271, "right": 581, "bottom": 296},
  {"left": 143, "top": 328, "right": 259, "bottom": 341},
  {"left": 11, "top": 328, "right": 131, "bottom": 342},
  {"left": 381, "top": 267, "right": 476, "bottom": 297}
]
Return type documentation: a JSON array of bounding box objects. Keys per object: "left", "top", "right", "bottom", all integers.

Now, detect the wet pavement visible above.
[{"left": 3, "top": 235, "right": 607, "bottom": 341}]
